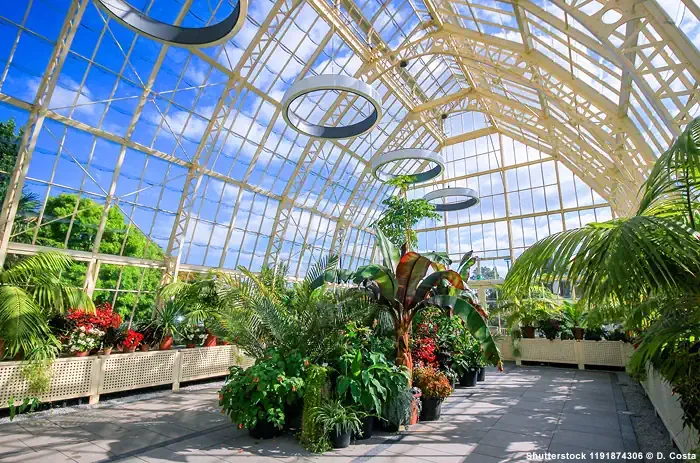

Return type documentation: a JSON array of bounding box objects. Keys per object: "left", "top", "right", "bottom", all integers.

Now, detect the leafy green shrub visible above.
[
  {"left": 219, "top": 349, "right": 305, "bottom": 430},
  {"left": 300, "top": 365, "right": 330, "bottom": 453},
  {"left": 312, "top": 400, "right": 363, "bottom": 438},
  {"left": 413, "top": 367, "right": 452, "bottom": 399}
]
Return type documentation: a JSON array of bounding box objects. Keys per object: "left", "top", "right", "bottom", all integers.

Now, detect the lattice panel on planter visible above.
[
  {"left": 0, "top": 357, "right": 94, "bottom": 406},
  {"left": 582, "top": 341, "right": 626, "bottom": 366},
  {"left": 520, "top": 339, "right": 577, "bottom": 364},
  {"left": 181, "top": 346, "right": 254, "bottom": 381},
  {"left": 498, "top": 336, "right": 514, "bottom": 361},
  {"left": 101, "top": 351, "right": 177, "bottom": 393}
]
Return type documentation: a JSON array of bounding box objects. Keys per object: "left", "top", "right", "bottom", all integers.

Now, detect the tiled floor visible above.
[{"left": 0, "top": 366, "right": 639, "bottom": 462}]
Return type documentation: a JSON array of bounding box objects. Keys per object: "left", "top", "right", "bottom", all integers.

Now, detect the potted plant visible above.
[
  {"left": 477, "top": 356, "right": 487, "bottom": 382},
  {"left": 136, "top": 324, "right": 156, "bottom": 351},
  {"left": 122, "top": 329, "right": 143, "bottom": 353},
  {"left": 494, "top": 285, "right": 561, "bottom": 339},
  {"left": 413, "top": 366, "right": 452, "bottom": 421},
  {"left": 380, "top": 389, "right": 417, "bottom": 432},
  {"left": 67, "top": 326, "right": 104, "bottom": 357},
  {"left": 151, "top": 302, "right": 182, "bottom": 350},
  {"left": 560, "top": 301, "right": 587, "bottom": 340},
  {"left": 454, "top": 335, "right": 481, "bottom": 387},
  {"left": 101, "top": 326, "right": 122, "bottom": 355},
  {"left": 179, "top": 324, "right": 206, "bottom": 348},
  {"left": 537, "top": 318, "right": 562, "bottom": 340},
  {"left": 312, "top": 400, "right": 363, "bottom": 449},
  {"left": 219, "top": 349, "right": 304, "bottom": 439}
]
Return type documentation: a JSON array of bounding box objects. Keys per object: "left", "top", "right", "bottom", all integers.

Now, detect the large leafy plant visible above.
[
  {"left": 502, "top": 116, "right": 700, "bottom": 430},
  {"left": 219, "top": 349, "right": 305, "bottom": 430},
  {"left": 0, "top": 252, "right": 93, "bottom": 358},
  {"left": 374, "top": 175, "right": 441, "bottom": 250},
  {"left": 354, "top": 227, "right": 502, "bottom": 373}
]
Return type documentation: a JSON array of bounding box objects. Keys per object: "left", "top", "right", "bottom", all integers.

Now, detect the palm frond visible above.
[
  {"left": 0, "top": 286, "right": 50, "bottom": 358},
  {"left": 0, "top": 252, "right": 74, "bottom": 286},
  {"left": 305, "top": 254, "right": 339, "bottom": 290},
  {"left": 503, "top": 216, "right": 700, "bottom": 306}
]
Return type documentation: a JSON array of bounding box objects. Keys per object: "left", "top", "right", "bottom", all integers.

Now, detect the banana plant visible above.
[{"left": 354, "top": 227, "right": 502, "bottom": 373}]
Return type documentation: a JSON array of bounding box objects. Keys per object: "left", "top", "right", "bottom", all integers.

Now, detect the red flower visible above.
[
  {"left": 68, "top": 302, "right": 122, "bottom": 331},
  {"left": 123, "top": 330, "right": 144, "bottom": 348}
]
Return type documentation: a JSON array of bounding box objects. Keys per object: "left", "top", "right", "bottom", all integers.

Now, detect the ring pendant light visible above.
[
  {"left": 423, "top": 188, "right": 480, "bottom": 212},
  {"left": 93, "top": 0, "right": 247, "bottom": 48},
  {"left": 280, "top": 75, "right": 383, "bottom": 139},
  {"left": 371, "top": 149, "right": 445, "bottom": 184}
]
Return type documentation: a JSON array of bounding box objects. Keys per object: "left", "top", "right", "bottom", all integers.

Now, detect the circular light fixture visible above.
[
  {"left": 93, "top": 0, "right": 247, "bottom": 48},
  {"left": 281, "top": 75, "right": 382, "bottom": 139},
  {"left": 423, "top": 188, "right": 480, "bottom": 212},
  {"left": 371, "top": 149, "right": 445, "bottom": 184}
]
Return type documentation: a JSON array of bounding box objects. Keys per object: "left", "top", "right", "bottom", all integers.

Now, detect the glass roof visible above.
[{"left": 0, "top": 0, "right": 697, "bottom": 313}]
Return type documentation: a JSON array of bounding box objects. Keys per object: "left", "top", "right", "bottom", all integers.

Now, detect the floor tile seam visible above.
[
  {"left": 55, "top": 445, "right": 101, "bottom": 463},
  {"left": 94, "top": 422, "right": 231, "bottom": 463}
]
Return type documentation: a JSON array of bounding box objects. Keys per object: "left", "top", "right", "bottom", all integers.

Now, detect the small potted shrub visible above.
[
  {"left": 537, "top": 318, "right": 562, "bottom": 340},
  {"left": 380, "top": 389, "right": 418, "bottom": 432},
  {"left": 122, "top": 329, "right": 143, "bottom": 353},
  {"left": 151, "top": 302, "right": 182, "bottom": 350},
  {"left": 67, "top": 326, "right": 104, "bottom": 357},
  {"left": 180, "top": 324, "right": 206, "bottom": 348},
  {"left": 584, "top": 326, "right": 605, "bottom": 341},
  {"left": 312, "top": 400, "right": 363, "bottom": 449},
  {"left": 137, "top": 324, "right": 156, "bottom": 351},
  {"left": 454, "top": 335, "right": 481, "bottom": 387},
  {"left": 101, "top": 326, "right": 123, "bottom": 355},
  {"left": 219, "top": 349, "right": 304, "bottom": 439},
  {"left": 413, "top": 367, "right": 452, "bottom": 421},
  {"left": 477, "top": 357, "right": 486, "bottom": 382},
  {"left": 561, "top": 301, "right": 587, "bottom": 340}
]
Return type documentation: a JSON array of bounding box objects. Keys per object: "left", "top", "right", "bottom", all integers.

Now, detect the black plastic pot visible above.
[
  {"left": 420, "top": 397, "right": 443, "bottom": 421},
  {"left": 460, "top": 368, "right": 478, "bottom": 387},
  {"left": 248, "top": 420, "right": 283, "bottom": 439},
  {"left": 477, "top": 367, "right": 486, "bottom": 382},
  {"left": 331, "top": 431, "right": 352, "bottom": 448},
  {"left": 355, "top": 416, "right": 374, "bottom": 440},
  {"left": 376, "top": 417, "right": 400, "bottom": 432}
]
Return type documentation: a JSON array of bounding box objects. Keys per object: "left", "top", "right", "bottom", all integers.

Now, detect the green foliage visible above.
[
  {"left": 374, "top": 195, "right": 441, "bottom": 249},
  {"left": 561, "top": 300, "right": 587, "bottom": 329},
  {"left": 493, "top": 285, "right": 561, "bottom": 331},
  {"left": 21, "top": 359, "right": 54, "bottom": 395},
  {"left": 8, "top": 396, "right": 40, "bottom": 421},
  {"left": 335, "top": 342, "right": 410, "bottom": 416},
  {"left": 219, "top": 349, "right": 305, "bottom": 430},
  {"left": 312, "top": 400, "right": 363, "bottom": 437},
  {"left": 382, "top": 389, "right": 413, "bottom": 430},
  {"left": 452, "top": 334, "right": 481, "bottom": 374},
  {"left": 501, "top": 116, "right": 700, "bottom": 430},
  {"left": 0, "top": 252, "right": 92, "bottom": 358},
  {"left": 300, "top": 365, "right": 331, "bottom": 453},
  {"left": 211, "top": 261, "right": 380, "bottom": 361},
  {"left": 149, "top": 301, "right": 183, "bottom": 341}
]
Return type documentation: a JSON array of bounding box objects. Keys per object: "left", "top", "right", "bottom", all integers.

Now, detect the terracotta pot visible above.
[
  {"left": 140, "top": 344, "right": 150, "bottom": 352},
  {"left": 409, "top": 398, "right": 420, "bottom": 425},
  {"left": 125, "top": 345, "right": 137, "bottom": 353},
  {"left": 186, "top": 343, "right": 196, "bottom": 348},
  {"left": 204, "top": 334, "right": 217, "bottom": 347},
  {"left": 572, "top": 327, "right": 584, "bottom": 340},
  {"left": 103, "top": 347, "right": 113, "bottom": 356},
  {"left": 159, "top": 336, "right": 173, "bottom": 350},
  {"left": 522, "top": 326, "right": 536, "bottom": 338},
  {"left": 74, "top": 351, "right": 89, "bottom": 357}
]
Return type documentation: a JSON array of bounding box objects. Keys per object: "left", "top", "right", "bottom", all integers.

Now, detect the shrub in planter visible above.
[
  {"left": 380, "top": 389, "right": 416, "bottom": 432},
  {"left": 219, "top": 349, "right": 304, "bottom": 438},
  {"left": 453, "top": 335, "right": 481, "bottom": 387},
  {"left": 584, "top": 326, "right": 605, "bottom": 341},
  {"left": 560, "top": 301, "right": 587, "bottom": 340},
  {"left": 537, "top": 318, "right": 562, "bottom": 340},
  {"left": 179, "top": 324, "right": 207, "bottom": 348},
  {"left": 150, "top": 302, "right": 182, "bottom": 350},
  {"left": 312, "top": 400, "right": 362, "bottom": 449},
  {"left": 122, "top": 329, "right": 143, "bottom": 352},
  {"left": 413, "top": 367, "right": 452, "bottom": 421},
  {"left": 66, "top": 326, "right": 104, "bottom": 356}
]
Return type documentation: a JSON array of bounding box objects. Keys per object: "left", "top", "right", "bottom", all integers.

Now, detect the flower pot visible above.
[
  {"left": 356, "top": 416, "right": 374, "bottom": 440},
  {"left": 140, "top": 344, "right": 150, "bottom": 352},
  {"left": 125, "top": 345, "right": 137, "bottom": 353},
  {"left": 74, "top": 351, "right": 89, "bottom": 357},
  {"left": 459, "top": 368, "right": 478, "bottom": 387},
  {"left": 159, "top": 336, "right": 173, "bottom": 350},
  {"left": 420, "top": 397, "right": 443, "bottom": 421},
  {"left": 376, "top": 417, "right": 400, "bottom": 432},
  {"left": 186, "top": 343, "right": 196, "bottom": 348},
  {"left": 103, "top": 347, "right": 112, "bottom": 356},
  {"left": 522, "top": 326, "right": 536, "bottom": 338},
  {"left": 248, "top": 420, "right": 282, "bottom": 439},
  {"left": 477, "top": 367, "right": 486, "bottom": 382},
  {"left": 204, "top": 333, "right": 217, "bottom": 347},
  {"left": 572, "top": 327, "right": 584, "bottom": 340},
  {"left": 331, "top": 431, "right": 352, "bottom": 449}
]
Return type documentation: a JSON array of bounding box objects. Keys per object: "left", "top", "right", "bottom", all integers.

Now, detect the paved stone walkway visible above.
[{"left": 0, "top": 366, "right": 639, "bottom": 462}]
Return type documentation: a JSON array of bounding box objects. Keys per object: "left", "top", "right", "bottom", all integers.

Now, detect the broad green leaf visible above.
[
  {"left": 413, "top": 270, "right": 465, "bottom": 305},
  {"left": 430, "top": 295, "right": 502, "bottom": 368},
  {"left": 374, "top": 226, "right": 400, "bottom": 270},
  {"left": 395, "top": 252, "right": 431, "bottom": 309},
  {"left": 458, "top": 251, "right": 476, "bottom": 280},
  {"left": 353, "top": 264, "right": 398, "bottom": 301}
]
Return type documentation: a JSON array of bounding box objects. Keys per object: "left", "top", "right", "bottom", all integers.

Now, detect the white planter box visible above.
[
  {"left": 642, "top": 367, "right": 699, "bottom": 454},
  {"left": 0, "top": 345, "right": 252, "bottom": 408},
  {"left": 496, "top": 336, "right": 634, "bottom": 369}
]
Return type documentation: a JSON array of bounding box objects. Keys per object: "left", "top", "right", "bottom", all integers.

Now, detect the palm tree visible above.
[
  {"left": 0, "top": 252, "right": 94, "bottom": 359},
  {"left": 354, "top": 227, "right": 502, "bottom": 373},
  {"left": 502, "top": 116, "right": 700, "bottom": 429}
]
